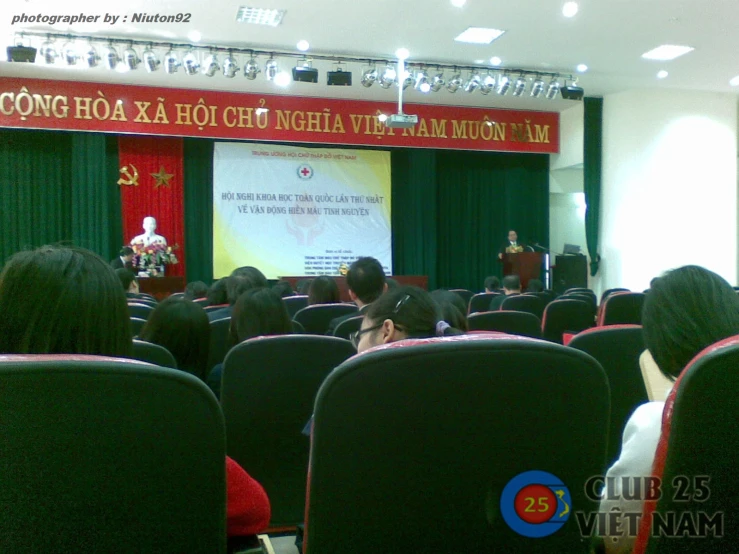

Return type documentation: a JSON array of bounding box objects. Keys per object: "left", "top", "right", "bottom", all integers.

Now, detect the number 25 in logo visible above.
[{"left": 500, "top": 470, "right": 572, "bottom": 538}]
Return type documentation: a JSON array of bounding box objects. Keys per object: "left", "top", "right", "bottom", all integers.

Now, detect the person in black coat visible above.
[
  {"left": 489, "top": 275, "right": 522, "bottom": 311},
  {"left": 110, "top": 246, "right": 135, "bottom": 270},
  {"left": 326, "top": 257, "right": 388, "bottom": 335}
]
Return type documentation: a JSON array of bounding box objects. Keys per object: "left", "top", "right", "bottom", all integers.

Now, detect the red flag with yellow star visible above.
[{"left": 118, "top": 136, "right": 185, "bottom": 277}]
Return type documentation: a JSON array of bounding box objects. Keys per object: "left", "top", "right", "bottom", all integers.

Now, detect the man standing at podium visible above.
[{"left": 498, "top": 230, "right": 525, "bottom": 260}]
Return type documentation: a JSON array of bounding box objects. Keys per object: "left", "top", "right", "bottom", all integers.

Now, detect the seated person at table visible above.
[
  {"left": 489, "top": 275, "right": 521, "bottom": 311},
  {"left": 600, "top": 265, "right": 739, "bottom": 554},
  {"left": 110, "top": 246, "right": 135, "bottom": 270},
  {"left": 327, "top": 256, "right": 387, "bottom": 335},
  {"left": 207, "top": 287, "right": 293, "bottom": 399},
  {"left": 307, "top": 275, "right": 341, "bottom": 305},
  {"left": 0, "top": 245, "right": 271, "bottom": 541},
  {"left": 139, "top": 298, "right": 211, "bottom": 381}
]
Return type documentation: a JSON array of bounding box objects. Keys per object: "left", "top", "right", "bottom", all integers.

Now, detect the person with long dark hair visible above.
[
  {"left": 307, "top": 275, "right": 341, "bottom": 305},
  {"left": 0, "top": 245, "right": 131, "bottom": 357},
  {"left": 139, "top": 298, "right": 211, "bottom": 381},
  {"left": 600, "top": 265, "right": 739, "bottom": 553},
  {"left": 430, "top": 289, "right": 469, "bottom": 332}
]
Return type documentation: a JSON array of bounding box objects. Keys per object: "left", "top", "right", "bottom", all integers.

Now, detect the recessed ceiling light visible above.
[
  {"left": 236, "top": 6, "right": 286, "bottom": 26},
  {"left": 657, "top": 70, "right": 669, "bottom": 79},
  {"left": 395, "top": 47, "right": 410, "bottom": 60},
  {"left": 576, "top": 63, "right": 588, "bottom": 72},
  {"left": 454, "top": 27, "right": 506, "bottom": 45},
  {"left": 297, "top": 40, "right": 309, "bottom": 52},
  {"left": 730, "top": 76, "right": 739, "bottom": 86},
  {"left": 562, "top": 2, "right": 578, "bottom": 17},
  {"left": 641, "top": 45, "right": 694, "bottom": 61},
  {"left": 490, "top": 56, "right": 502, "bottom": 66},
  {"left": 274, "top": 71, "right": 291, "bottom": 86},
  {"left": 451, "top": 0, "right": 467, "bottom": 6},
  {"left": 187, "top": 30, "right": 202, "bottom": 43},
  {"left": 474, "top": 59, "right": 485, "bottom": 64}
]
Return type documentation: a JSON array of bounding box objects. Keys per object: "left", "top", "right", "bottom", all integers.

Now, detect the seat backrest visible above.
[
  {"left": 192, "top": 298, "right": 209, "bottom": 308},
  {"left": 208, "top": 317, "right": 232, "bottom": 371},
  {"left": 467, "top": 310, "right": 542, "bottom": 338},
  {"left": 500, "top": 294, "right": 546, "bottom": 319},
  {"left": 0, "top": 355, "right": 226, "bottom": 553},
  {"left": 333, "top": 315, "right": 364, "bottom": 340},
  {"left": 292, "top": 319, "right": 305, "bottom": 334},
  {"left": 131, "top": 339, "right": 178, "bottom": 369},
  {"left": 283, "top": 295, "right": 309, "bottom": 318},
  {"left": 130, "top": 317, "right": 147, "bottom": 337},
  {"left": 600, "top": 287, "right": 629, "bottom": 305},
  {"left": 468, "top": 292, "right": 501, "bottom": 314},
  {"left": 305, "top": 335, "right": 609, "bottom": 554},
  {"left": 635, "top": 336, "right": 739, "bottom": 554},
  {"left": 599, "top": 292, "right": 646, "bottom": 326},
  {"left": 294, "top": 304, "right": 358, "bottom": 335},
  {"left": 449, "top": 289, "right": 474, "bottom": 305},
  {"left": 221, "top": 335, "right": 356, "bottom": 528},
  {"left": 204, "top": 303, "right": 229, "bottom": 313},
  {"left": 562, "top": 292, "right": 596, "bottom": 307},
  {"left": 569, "top": 325, "right": 648, "bottom": 466},
  {"left": 541, "top": 299, "right": 594, "bottom": 343},
  {"left": 128, "top": 302, "right": 155, "bottom": 320}
]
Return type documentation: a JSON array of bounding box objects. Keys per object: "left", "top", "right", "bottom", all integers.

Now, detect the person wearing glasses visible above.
[{"left": 351, "top": 286, "right": 463, "bottom": 352}]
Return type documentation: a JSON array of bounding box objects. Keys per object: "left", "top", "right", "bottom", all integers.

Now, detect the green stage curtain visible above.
[
  {"left": 0, "top": 129, "right": 120, "bottom": 267},
  {"left": 71, "top": 133, "right": 122, "bottom": 260},
  {"left": 434, "top": 150, "right": 549, "bottom": 291},
  {"left": 183, "top": 138, "right": 214, "bottom": 284},
  {"left": 584, "top": 97, "right": 603, "bottom": 276}
]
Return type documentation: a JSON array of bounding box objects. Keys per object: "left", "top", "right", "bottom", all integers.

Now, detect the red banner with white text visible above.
[
  {"left": 0, "top": 77, "right": 559, "bottom": 153},
  {"left": 119, "top": 136, "right": 185, "bottom": 277}
]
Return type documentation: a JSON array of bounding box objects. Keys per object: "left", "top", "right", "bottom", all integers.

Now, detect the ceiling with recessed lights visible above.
[{"left": 1, "top": 0, "right": 738, "bottom": 112}]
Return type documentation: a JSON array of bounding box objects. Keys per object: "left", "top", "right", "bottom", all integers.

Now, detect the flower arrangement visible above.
[{"left": 131, "top": 242, "right": 179, "bottom": 276}]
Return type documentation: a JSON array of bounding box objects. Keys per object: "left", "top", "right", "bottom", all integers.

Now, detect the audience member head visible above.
[
  {"left": 227, "top": 274, "right": 263, "bottom": 305},
  {"left": 273, "top": 280, "right": 294, "bottom": 298},
  {"left": 184, "top": 280, "right": 209, "bottom": 301},
  {"left": 296, "top": 279, "right": 313, "bottom": 295},
  {"left": 308, "top": 275, "right": 341, "bottom": 305},
  {"left": 230, "top": 266, "right": 268, "bottom": 288},
  {"left": 139, "top": 298, "right": 210, "bottom": 380},
  {"left": 643, "top": 265, "right": 739, "bottom": 381},
  {"left": 230, "top": 287, "right": 293, "bottom": 345},
  {"left": 502, "top": 275, "right": 521, "bottom": 295},
  {"left": 0, "top": 245, "right": 131, "bottom": 356},
  {"left": 355, "top": 286, "right": 461, "bottom": 353},
  {"left": 207, "top": 278, "right": 228, "bottom": 306},
  {"left": 527, "top": 278, "right": 544, "bottom": 293},
  {"left": 484, "top": 276, "right": 501, "bottom": 292},
  {"left": 385, "top": 277, "right": 400, "bottom": 290},
  {"left": 430, "top": 289, "right": 469, "bottom": 332},
  {"left": 116, "top": 268, "right": 139, "bottom": 294},
  {"left": 119, "top": 246, "right": 135, "bottom": 263},
  {"left": 347, "top": 256, "right": 387, "bottom": 307}
]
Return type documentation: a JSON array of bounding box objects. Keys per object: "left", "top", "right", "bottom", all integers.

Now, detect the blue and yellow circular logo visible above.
[{"left": 500, "top": 470, "right": 571, "bottom": 538}]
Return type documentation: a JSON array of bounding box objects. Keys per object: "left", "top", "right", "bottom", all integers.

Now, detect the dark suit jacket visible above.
[
  {"left": 110, "top": 257, "right": 133, "bottom": 270},
  {"left": 327, "top": 304, "right": 368, "bottom": 336},
  {"left": 489, "top": 293, "right": 519, "bottom": 311}
]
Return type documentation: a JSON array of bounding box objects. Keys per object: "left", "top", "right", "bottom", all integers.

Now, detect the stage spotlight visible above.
[
  {"left": 183, "top": 50, "right": 200, "bottom": 75},
  {"left": 40, "top": 40, "right": 57, "bottom": 64},
  {"left": 293, "top": 60, "right": 319, "bottom": 83},
  {"left": 546, "top": 78, "right": 561, "bottom": 99},
  {"left": 414, "top": 68, "right": 429, "bottom": 92},
  {"left": 530, "top": 76, "right": 545, "bottom": 97},
  {"left": 103, "top": 45, "right": 120, "bottom": 70},
  {"left": 265, "top": 56, "right": 278, "bottom": 80},
  {"left": 203, "top": 53, "right": 220, "bottom": 77},
  {"left": 446, "top": 71, "right": 462, "bottom": 93},
  {"left": 6, "top": 44, "right": 37, "bottom": 63},
  {"left": 479, "top": 74, "right": 496, "bottom": 95},
  {"left": 464, "top": 72, "right": 481, "bottom": 93},
  {"left": 399, "top": 69, "right": 412, "bottom": 90},
  {"left": 379, "top": 64, "right": 397, "bottom": 89},
  {"left": 164, "top": 49, "right": 179, "bottom": 73},
  {"left": 361, "top": 66, "right": 378, "bottom": 87},
  {"left": 222, "top": 53, "right": 239, "bottom": 77},
  {"left": 62, "top": 41, "right": 78, "bottom": 65},
  {"left": 123, "top": 46, "right": 140, "bottom": 70},
  {"left": 512, "top": 75, "right": 527, "bottom": 96},
  {"left": 142, "top": 47, "right": 160, "bottom": 72},
  {"left": 496, "top": 74, "right": 511, "bottom": 95},
  {"left": 244, "top": 56, "right": 260, "bottom": 79},
  {"left": 83, "top": 44, "right": 100, "bottom": 67},
  {"left": 430, "top": 71, "right": 445, "bottom": 92},
  {"left": 328, "top": 67, "right": 352, "bottom": 86}
]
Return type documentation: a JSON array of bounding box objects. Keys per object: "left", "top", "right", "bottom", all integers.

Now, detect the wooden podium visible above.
[{"left": 502, "top": 253, "right": 543, "bottom": 290}]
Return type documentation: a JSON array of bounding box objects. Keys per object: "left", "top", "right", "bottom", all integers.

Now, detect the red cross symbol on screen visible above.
[
  {"left": 298, "top": 164, "right": 314, "bottom": 179},
  {"left": 301, "top": 167, "right": 311, "bottom": 176}
]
